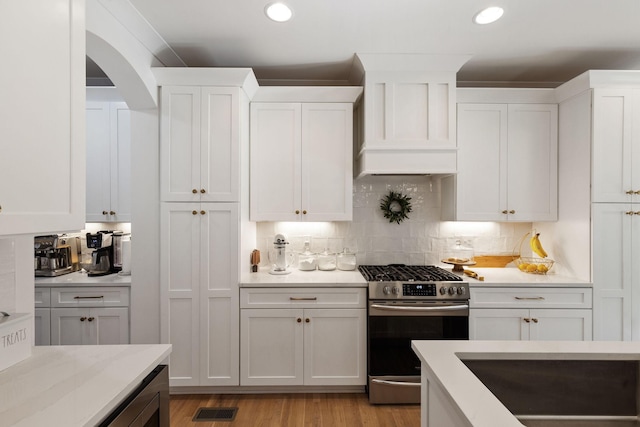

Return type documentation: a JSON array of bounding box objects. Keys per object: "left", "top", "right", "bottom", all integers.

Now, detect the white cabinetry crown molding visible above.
[
  {"left": 555, "top": 70, "right": 640, "bottom": 103},
  {"left": 151, "top": 67, "right": 259, "bottom": 98}
]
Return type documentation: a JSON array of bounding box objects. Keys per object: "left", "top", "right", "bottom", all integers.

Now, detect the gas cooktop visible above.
[{"left": 358, "top": 264, "right": 463, "bottom": 282}]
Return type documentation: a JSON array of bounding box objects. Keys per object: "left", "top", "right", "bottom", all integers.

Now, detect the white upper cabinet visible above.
[
  {"left": 443, "top": 98, "right": 558, "bottom": 222},
  {"left": 592, "top": 88, "right": 640, "bottom": 203},
  {"left": 86, "top": 101, "right": 131, "bottom": 222},
  {"left": 160, "top": 86, "right": 241, "bottom": 203},
  {"left": 0, "top": 0, "right": 85, "bottom": 235},
  {"left": 250, "top": 93, "right": 357, "bottom": 222}
]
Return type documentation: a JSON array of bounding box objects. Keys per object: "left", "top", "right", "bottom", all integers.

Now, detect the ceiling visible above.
[{"left": 92, "top": 0, "right": 640, "bottom": 88}]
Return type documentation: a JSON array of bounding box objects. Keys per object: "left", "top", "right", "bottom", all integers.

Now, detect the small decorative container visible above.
[
  {"left": 317, "top": 250, "right": 337, "bottom": 271},
  {"left": 514, "top": 257, "right": 554, "bottom": 274},
  {"left": 0, "top": 312, "right": 32, "bottom": 372},
  {"left": 337, "top": 248, "right": 357, "bottom": 271},
  {"left": 297, "top": 240, "right": 317, "bottom": 271}
]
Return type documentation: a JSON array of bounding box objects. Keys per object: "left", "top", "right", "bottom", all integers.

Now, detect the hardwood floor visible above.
[{"left": 169, "top": 393, "right": 421, "bottom": 427}]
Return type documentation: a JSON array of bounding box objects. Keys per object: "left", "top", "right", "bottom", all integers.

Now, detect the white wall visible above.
[{"left": 256, "top": 175, "right": 532, "bottom": 267}]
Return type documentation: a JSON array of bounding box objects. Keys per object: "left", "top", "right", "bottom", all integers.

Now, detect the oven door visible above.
[{"left": 368, "top": 300, "right": 469, "bottom": 404}]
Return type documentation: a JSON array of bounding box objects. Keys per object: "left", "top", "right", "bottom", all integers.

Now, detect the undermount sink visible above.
[{"left": 462, "top": 359, "right": 640, "bottom": 426}]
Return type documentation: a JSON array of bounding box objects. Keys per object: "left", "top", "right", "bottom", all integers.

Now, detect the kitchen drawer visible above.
[
  {"left": 241, "top": 287, "right": 366, "bottom": 309},
  {"left": 35, "top": 288, "right": 51, "bottom": 308},
  {"left": 50, "top": 287, "right": 130, "bottom": 307},
  {"left": 470, "top": 287, "right": 592, "bottom": 309}
]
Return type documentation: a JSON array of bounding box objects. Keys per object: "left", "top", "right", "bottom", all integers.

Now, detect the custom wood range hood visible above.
[{"left": 352, "top": 53, "right": 471, "bottom": 177}]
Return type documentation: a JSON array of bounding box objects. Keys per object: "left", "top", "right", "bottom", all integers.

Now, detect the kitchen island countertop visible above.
[
  {"left": 0, "top": 344, "right": 171, "bottom": 427},
  {"left": 411, "top": 340, "right": 640, "bottom": 427},
  {"left": 35, "top": 271, "right": 131, "bottom": 287}
]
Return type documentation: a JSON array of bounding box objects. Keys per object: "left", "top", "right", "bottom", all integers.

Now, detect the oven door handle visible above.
[
  {"left": 371, "top": 378, "right": 421, "bottom": 387},
  {"left": 370, "top": 303, "right": 469, "bottom": 312}
]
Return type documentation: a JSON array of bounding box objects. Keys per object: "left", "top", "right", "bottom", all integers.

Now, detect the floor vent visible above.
[{"left": 193, "top": 407, "right": 238, "bottom": 422}]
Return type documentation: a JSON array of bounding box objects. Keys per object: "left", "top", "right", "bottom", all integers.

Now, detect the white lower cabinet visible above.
[
  {"left": 240, "top": 288, "right": 366, "bottom": 386},
  {"left": 470, "top": 287, "right": 593, "bottom": 341},
  {"left": 35, "top": 286, "right": 130, "bottom": 346}
]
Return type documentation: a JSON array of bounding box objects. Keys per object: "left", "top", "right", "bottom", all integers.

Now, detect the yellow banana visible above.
[{"left": 530, "top": 233, "right": 548, "bottom": 258}]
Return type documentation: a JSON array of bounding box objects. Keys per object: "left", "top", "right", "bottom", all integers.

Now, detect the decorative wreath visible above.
[{"left": 380, "top": 191, "right": 412, "bottom": 224}]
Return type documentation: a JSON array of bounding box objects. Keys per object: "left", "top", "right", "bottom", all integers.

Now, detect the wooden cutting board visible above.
[{"left": 472, "top": 255, "right": 516, "bottom": 268}]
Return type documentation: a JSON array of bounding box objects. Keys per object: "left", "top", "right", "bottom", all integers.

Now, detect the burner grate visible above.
[{"left": 358, "top": 265, "right": 462, "bottom": 282}]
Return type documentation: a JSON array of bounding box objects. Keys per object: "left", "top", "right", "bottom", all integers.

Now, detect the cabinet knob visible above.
[
  {"left": 88, "top": 317, "right": 95, "bottom": 322},
  {"left": 635, "top": 191, "right": 640, "bottom": 195},
  {"left": 110, "top": 211, "right": 116, "bottom": 216},
  {"left": 635, "top": 212, "right": 640, "bottom": 215},
  {"left": 192, "top": 210, "right": 198, "bottom": 215},
  {"left": 200, "top": 189, "right": 206, "bottom": 194},
  {"left": 302, "top": 210, "right": 307, "bottom": 215},
  {"left": 200, "top": 210, "right": 206, "bottom": 215},
  {"left": 532, "top": 318, "right": 538, "bottom": 323},
  {"left": 295, "top": 210, "right": 300, "bottom": 214},
  {"left": 523, "top": 318, "right": 531, "bottom": 323},
  {"left": 305, "top": 318, "right": 310, "bottom": 323},
  {"left": 102, "top": 211, "right": 109, "bottom": 215},
  {"left": 297, "top": 318, "right": 302, "bottom": 323},
  {"left": 627, "top": 190, "right": 635, "bottom": 195},
  {"left": 80, "top": 317, "right": 87, "bottom": 322},
  {"left": 0, "top": 205, "right": 2, "bottom": 213},
  {"left": 509, "top": 210, "right": 515, "bottom": 214},
  {"left": 192, "top": 189, "right": 198, "bottom": 194},
  {"left": 501, "top": 210, "right": 508, "bottom": 214},
  {"left": 626, "top": 211, "right": 635, "bottom": 215}
]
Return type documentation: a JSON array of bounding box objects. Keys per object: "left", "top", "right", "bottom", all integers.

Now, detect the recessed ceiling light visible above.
[
  {"left": 473, "top": 6, "right": 504, "bottom": 24},
  {"left": 265, "top": 2, "right": 293, "bottom": 22}
]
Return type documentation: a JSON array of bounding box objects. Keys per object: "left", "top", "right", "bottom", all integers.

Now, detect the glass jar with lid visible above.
[
  {"left": 337, "top": 248, "right": 357, "bottom": 271},
  {"left": 296, "top": 240, "right": 317, "bottom": 271},
  {"left": 317, "top": 249, "right": 337, "bottom": 271}
]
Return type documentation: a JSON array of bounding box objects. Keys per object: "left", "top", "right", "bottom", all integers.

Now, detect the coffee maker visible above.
[
  {"left": 34, "top": 234, "right": 81, "bottom": 277},
  {"left": 86, "top": 231, "right": 122, "bottom": 276}
]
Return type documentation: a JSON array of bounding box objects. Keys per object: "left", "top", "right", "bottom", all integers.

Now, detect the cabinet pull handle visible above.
[
  {"left": 514, "top": 296, "right": 545, "bottom": 300},
  {"left": 200, "top": 189, "right": 206, "bottom": 194},
  {"left": 295, "top": 210, "right": 300, "bottom": 214},
  {"left": 523, "top": 318, "right": 531, "bottom": 323},
  {"left": 290, "top": 297, "right": 317, "bottom": 301},
  {"left": 192, "top": 189, "right": 198, "bottom": 194},
  {"left": 80, "top": 317, "right": 87, "bottom": 322},
  {"left": 532, "top": 318, "right": 538, "bottom": 323},
  {"left": 296, "top": 318, "right": 302, "bottom": 323},
  {"left": 88, "top": 317, "right": 95, "bottom": 322},
  {"left": 305, "top": 318, "right": 310, "bottom": 323},
  {"left": 74, "top": 296, "right": 104, "bottom": 299}
]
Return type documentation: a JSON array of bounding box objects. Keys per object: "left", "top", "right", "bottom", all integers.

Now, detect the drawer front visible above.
[
  {"left": 35, "top": 288, "right": 51, "bottom": 308},
  {"left": 51, "top": 287, "right": 130, "bottom": 307},
  {"left": 241, "top": 288, "right": 366, "bottom": 309},
  {"left": 470, "top": 287, "right": 592, "bottom": 309}
]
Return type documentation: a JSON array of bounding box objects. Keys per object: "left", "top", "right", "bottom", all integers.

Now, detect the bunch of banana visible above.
[{"left": 530, "top": 233, "right": 548, "bottom": 258}]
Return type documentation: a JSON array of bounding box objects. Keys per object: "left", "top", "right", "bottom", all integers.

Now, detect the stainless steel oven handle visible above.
[
  {"left": 371, "top": 378, "right": 421, "bottom": 387},
  {"left": 370, "top": 303, "right": 469, "bottom": 312}
]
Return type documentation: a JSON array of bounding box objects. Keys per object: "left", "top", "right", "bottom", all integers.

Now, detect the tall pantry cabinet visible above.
[
  {"left": 554, "top": 71, "right": 640, "bottom": 341},
  {"left": 155, "top": 69, "right": 258, "bottom": 387}
]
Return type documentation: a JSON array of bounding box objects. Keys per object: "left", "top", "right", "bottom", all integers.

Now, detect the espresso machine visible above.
[
  {"left": 86, "top": 231, "right": 122, "bottom": 276},
  {"left": 34, "top": 234, "right": 81, "bottom": 277}
]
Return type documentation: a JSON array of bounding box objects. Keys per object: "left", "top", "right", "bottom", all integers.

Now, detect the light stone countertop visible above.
[
  {"left": 241, "top": 267, "right": 367, "bottom": 287},
  {"left": 35, "top": 271, "right": 132, "bottom": 287},
  {"left": 0, "top": 344, "right": 171, "bottom": 427},
  {"left": 449, "top": 266, "right": 592, "bottom": 287},
  {"left": 411, "top": 340, "right": 640, "bottom": 427}
]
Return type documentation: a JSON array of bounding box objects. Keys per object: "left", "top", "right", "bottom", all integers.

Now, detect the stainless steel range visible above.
[{"left": 359, "top": 264, "right": 469, "bottom": 404}]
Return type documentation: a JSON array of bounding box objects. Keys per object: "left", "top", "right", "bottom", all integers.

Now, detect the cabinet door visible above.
[
  {"left": 160, "top": 86, "right": 202, "bottom": 202},
  {"left": 51, "top": 308, "right": 89, "bottom": 345},
  {"left": 240, "top": 308, "right": 304, "bottom": 386},
  {"left": 469, "top": 309, "right": 530, "bottom": 340},
  {"left": 90, "top": 307, "right": 129, "bottom": 345},
  {"left": 160, "top": 203, "right": 201, "bottom": 386},
  {"left": 506, "top": 104, "right": 558, "bottom": 221},
  {"left": 303, "top": 308, "right": 366, "bottom": 386},
  {"left": 109, "top": 102, "right": 131, "bottom": 222},
  {"left": 530, "top": 309, "right": 592, "bottom": 341},
  {"left": 592, "top": 89, "right": 636, "bottom": 203},
  {"left": 34, "top": 308, "right": 50, "bottom": 346},
  {"left": 250, "top": 103, "right": 301, "bottom": 221},
  {"left": 0, "top": 0, "right": 84, "bottom": 235},
  {"left": 302, "top": 103, "right": 353, "bottom": 221},
  {"left": 199, "top": 203, "right": 239, "bottom": 386},
  {"left": 455, "top": 104, "right": 507, "bottom": 221},
  {"left": 592, "top": 203, "right": 634, "bottom": 341},
  {"left": 200, "top": 88, "right": 240, "bottom": 202},
  {"left": 86, "top": 102, "right": 112, "bottom": 222}
]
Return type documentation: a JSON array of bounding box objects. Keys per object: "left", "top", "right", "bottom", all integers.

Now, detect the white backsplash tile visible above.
[{"left": 255, "top": 176, "right": 531, "bottom": 266}]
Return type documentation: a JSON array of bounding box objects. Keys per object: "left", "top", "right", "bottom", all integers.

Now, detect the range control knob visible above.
[
  {"left": 448, "top": 286, "right": 458, "bottom": 295},
  {"left": 392, "top": 286, "right": 401, "bottom": 295},
  {"left": 457, "top": 287, "right": 466, "bottom": 295},
  {"left": 383, "top": 286, "right": 392, "bottom": 295},
  {"left": 439, "top": 286, "right": 448, "bottom": 295}
]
